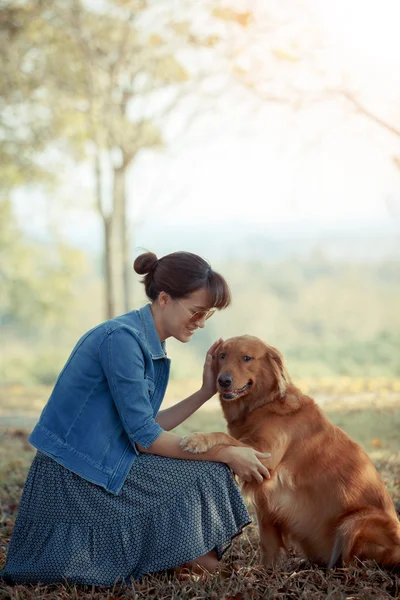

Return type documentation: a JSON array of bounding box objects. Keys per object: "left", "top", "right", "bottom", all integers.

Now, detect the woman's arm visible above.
[
  {"left": 137, "top": 431, "right": 271, "bottom": 483},
  {"left": 156, "top": 338, "right": 222, "bottom": 431},
  {"left": 155, "top": 388, "right": 210, "bottom": 430}
]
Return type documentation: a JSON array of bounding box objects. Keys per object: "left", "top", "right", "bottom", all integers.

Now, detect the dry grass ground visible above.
[{"left": 1, "top": 381, "right": 400, "bottom": 599}]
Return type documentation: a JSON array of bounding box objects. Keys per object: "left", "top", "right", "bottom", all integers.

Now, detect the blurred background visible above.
[{"left": 1, "top": 0, "right": 400, "bottom": 422}]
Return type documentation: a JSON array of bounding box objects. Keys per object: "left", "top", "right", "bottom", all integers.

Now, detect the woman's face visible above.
[{"left": 164, "top": 287, "right": 214, "bottom": 343}]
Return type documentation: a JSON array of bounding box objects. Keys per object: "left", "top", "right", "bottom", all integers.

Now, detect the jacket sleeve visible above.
[{"left": 99, "top": 327, "right": 163, "bottom": 448}]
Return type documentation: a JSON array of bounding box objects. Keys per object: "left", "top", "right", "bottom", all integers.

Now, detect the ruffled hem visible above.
[
  {"left": 132, "top": 479, "right": 252, "bottom": 581},
  {"left": 2, "top": 463, "right": 251, "bottom": 586}
]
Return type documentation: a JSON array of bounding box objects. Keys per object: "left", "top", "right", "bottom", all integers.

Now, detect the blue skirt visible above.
[{"left": 1, "top": 451, "right": 251, "bottom": 586}]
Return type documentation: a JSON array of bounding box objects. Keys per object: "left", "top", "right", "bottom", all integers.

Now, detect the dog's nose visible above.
[{"left": 218, "top": 374, "right": 233, "bottom": 388}]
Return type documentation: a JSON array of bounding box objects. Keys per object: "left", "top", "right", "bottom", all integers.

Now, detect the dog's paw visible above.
[{"left": 180, "top": 432, "right": 213, "bottom": 454}]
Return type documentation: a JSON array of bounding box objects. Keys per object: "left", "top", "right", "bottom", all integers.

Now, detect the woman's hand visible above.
[
  {"left": 200, "top": 338, "right": 223, "bottom": 399},
  {"left": 219, "top": 446, "right": 271, "bottom": 483}
]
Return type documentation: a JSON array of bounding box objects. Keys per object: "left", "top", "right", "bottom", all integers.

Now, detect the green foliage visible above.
[
  {"left": 0, "top": 0, "right": 207, "bottom": 203},
  {"left": 1, "top": 0, "right": 231, "bottom": 318},
  {"left": 0, "top": 199, "right": 92, "bottom": 334},
  {"left": 167, "top": 256, "right": 400, "bottom": 378},
  {"left": 1, "top": 344, "right": 70, "bottom": 386},
  {"left": 3, "top": 240, "right": 400, "bottom": 383},
  {"left": 0, "top": 1, "right": 62, "bottom": 192},
  {"left": 1, "top": 0, "right": 399, "bottom": 377},
  {"left": 13, "top": 0, "right": 201, "bottom": 168}
]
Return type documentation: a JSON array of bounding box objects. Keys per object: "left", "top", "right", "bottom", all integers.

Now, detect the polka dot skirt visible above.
[{"left": 1, "top": 452, "right": 251, "bottom": 586}]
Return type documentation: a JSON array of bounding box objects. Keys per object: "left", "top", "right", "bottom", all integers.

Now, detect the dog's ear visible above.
[
  {"left": 266, "top": 346, "right": 290, "bottom": 398},
  {"left": 212, "top": 340, "right": 224, "bottom": 373}
]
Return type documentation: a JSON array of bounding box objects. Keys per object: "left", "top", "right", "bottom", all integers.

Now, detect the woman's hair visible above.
[{"left": 133, "top": 251, "right": 231, "bottom": 309}]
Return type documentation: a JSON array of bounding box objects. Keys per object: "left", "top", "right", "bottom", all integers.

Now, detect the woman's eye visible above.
[
  {"left": 243, "top": 355, "right": 253, "bottom": 362},
  {"left": 219, "top": 352, "right": 226, "bottom": 359}
]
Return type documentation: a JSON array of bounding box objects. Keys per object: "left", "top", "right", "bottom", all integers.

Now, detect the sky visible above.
[{"left": 14, "top": 0, "right": 400, "bottom": 256}]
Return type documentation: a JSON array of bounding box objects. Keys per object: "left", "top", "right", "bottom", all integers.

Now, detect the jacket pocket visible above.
[{"left": 99, "top": 421, "right": 124, "bottom": 462}]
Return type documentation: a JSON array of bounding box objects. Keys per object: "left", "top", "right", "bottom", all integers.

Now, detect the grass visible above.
[{"left": 1, "top": 382, "right": 400, "bottom": 599}]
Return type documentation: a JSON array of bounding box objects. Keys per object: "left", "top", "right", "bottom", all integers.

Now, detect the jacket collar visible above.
[{"left": 138, "top": 303, "right": 167, "bottom": 359}]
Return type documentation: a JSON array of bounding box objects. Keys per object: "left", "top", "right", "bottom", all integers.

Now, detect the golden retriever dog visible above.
[{"left": 181, "top": 335, "right": 400, "bottom": 569}]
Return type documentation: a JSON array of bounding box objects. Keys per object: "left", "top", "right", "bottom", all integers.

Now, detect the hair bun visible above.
[{"left": 133, "top": 251, "right": 158, "bottom": 275}]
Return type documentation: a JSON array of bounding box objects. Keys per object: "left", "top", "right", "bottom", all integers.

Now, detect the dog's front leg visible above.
[
  {"left": 256, "top": 509, "right": 286, "bottom": 567},
  {"left": 180, "top": 431, "right": 246, "bottom": 454}
]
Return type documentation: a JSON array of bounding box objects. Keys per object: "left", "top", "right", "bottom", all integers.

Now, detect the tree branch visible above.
[{"left": 341, "top": 90, "right": 400, "bottom": 138}]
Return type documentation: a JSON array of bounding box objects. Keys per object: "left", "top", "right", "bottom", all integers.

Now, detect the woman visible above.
[{"left": 1, "top": 251, "right": 270, "bottom": 586}]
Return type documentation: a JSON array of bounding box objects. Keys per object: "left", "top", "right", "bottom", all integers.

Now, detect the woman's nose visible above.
[{"left": 194, "top": 315, "right": 207, "bottom": 328}]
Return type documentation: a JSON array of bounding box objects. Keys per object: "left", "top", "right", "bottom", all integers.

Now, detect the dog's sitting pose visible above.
[{"left": 181, "top": 335, "right": 400, "bottom": 568}]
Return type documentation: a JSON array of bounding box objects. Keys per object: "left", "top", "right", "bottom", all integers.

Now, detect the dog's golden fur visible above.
[{"left": 181, "top": 335, "right": 400, "bottom": 568}]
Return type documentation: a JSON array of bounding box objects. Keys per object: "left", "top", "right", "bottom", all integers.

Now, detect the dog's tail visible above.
[{"left": 329, "top": 508, "right": 400, "bottom": 569}]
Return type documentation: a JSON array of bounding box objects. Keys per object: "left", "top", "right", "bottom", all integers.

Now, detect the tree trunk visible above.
[
  {"left": 103, "top": 216, "right": 113, "bottom": 319},
  {"left": 94, "top": 149, "right": 134, "bottom": 318},
  {"left": 107, "top": 166, "right": 126, "bottom": 317},
  {"left": 123, "top": 219, "right": 133, "bottom": 312},
  {"left": 94, "top": 149, "right": 113, "bottom": 319}
]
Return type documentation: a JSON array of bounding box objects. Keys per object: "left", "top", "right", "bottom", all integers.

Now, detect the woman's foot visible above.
[{"left": 180, "top": 550, "right": 219, "bottom": 574}]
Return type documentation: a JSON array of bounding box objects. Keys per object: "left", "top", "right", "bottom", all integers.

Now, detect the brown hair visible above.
[{"left": 133, "top": 251, "right": 231, "bottom": 309}]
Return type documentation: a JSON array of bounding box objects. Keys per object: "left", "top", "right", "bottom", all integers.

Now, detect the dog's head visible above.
[{"left": 215, "top": 335, "right": 290, "bottom": 404}]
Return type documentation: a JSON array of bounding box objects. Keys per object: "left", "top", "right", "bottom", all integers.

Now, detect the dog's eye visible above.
[
  {"left": 219, "top": 352, "right": 226, "bottom": 359},
  {"left": 243, "top": 355, "right": 253, "bottom": 362}
]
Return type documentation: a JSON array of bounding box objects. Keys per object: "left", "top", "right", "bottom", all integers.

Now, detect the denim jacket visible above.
[{"left": 29, "top": 304, "right": 170, "bottom": 495}]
